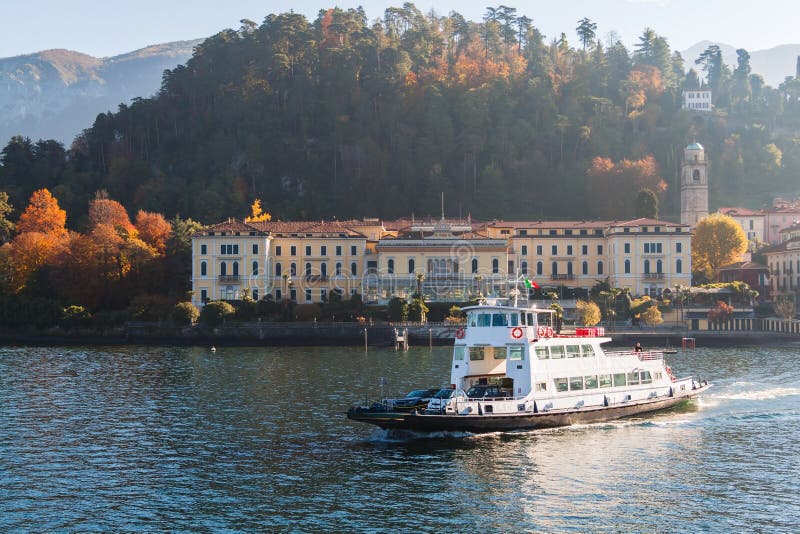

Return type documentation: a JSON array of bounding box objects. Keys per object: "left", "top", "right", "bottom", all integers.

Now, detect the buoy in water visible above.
[{"left": 211, "top": 346, "right": 216, "bottom": 352}]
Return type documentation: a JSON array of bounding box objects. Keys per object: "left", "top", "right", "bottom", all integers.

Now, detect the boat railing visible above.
[{"left": 605, "top": 350, "right": 665, "bottom": 361}]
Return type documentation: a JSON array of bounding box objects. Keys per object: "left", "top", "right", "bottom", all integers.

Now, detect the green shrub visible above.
[
  {"left": 294, "top": 303, "right": 321, "bottom": 321},
  {"left": 199, "top": 301, "right": 235, "bottom": 327},
  {"left": 172, "top": 302, "right": 200, "bottom": 326},
  {"left": 387, "top": 297, "right": 408, "bottom": 322}
]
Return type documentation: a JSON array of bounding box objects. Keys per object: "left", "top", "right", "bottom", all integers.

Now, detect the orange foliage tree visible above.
[
  {"left": 16, "top": 189, "right": 67, "bottom": 237},
  {"left": 586, "top": 155, "right": 668, "bottom": 218},
  {"left": 5, "top": 231, "right": 68, "bottom": 292},
  {"left": 135, "top": 210, "right": 171, "bottom": 254},
  {"left": 88, "top": 197, "right": 135, "bottom": 233},
  {"left": 245, "top": 199, "right": 272, "bottom": 223}
]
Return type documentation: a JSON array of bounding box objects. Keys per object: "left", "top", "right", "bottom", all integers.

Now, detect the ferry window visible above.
[
  {"left": 493, "top": 347, "right": 507, "bottom": 359},
  {"left": 550, "top": 346, "right": 566, "bottom": 359},
  {"left": 569, "top": 377, "right": 584, "bottom": 391},
  {"left": 566, "top": 345, "right": 581, "bottom": 358},
  {"left": 492, "top": 313, "right": 508, "bottom": 326},
  {"left": 535, "top": 382, "right": 547, "bottom": 392},
  {"left": 627, "top": 371, "right": 640, "bottom": 385},
  {"left": 640, "top": 371, "right": 652, "bottom": 384},
  {"left": 581, "top": 344, "right": 595, "bottom": 357},
  {"left": 599, "top": 374, "right": 612, "bottom": 388},
  {"left": 584, "top": 375, "right": 599, "bottom": 389},
  {"left": 509, "top": 314, "right": 520, "bottom": 326},
  {"left": 469, "top": 347, "right": 486, "bottom": 360},
  {"left": 453, "top": 346, "right": 466, "bottom": 361},
  {"left": 477, "top": 314, "right": 492, "bottom": 327},
  {"left": 468, "top": 313, "right": 478, "bottom": 327},
  {"left": 508, "top": 346, "right": 525, "bottom": 360},
  {"left": 520, "top": 314, "right": 526, "bottom": 325},
  {"left": 555, "top": 378, "right": 569, "bottom": 392},
  {"left": 613, "top": 373, "right": 626, "bottom": 387},
  {"left": 535, "top": 346, "right": 549, "bottom": 359},
  {"left": 654, "top": 372, "right": 663, "bottom": 381}
]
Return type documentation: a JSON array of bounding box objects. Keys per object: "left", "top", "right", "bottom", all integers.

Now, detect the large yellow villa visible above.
[{"left": 191, "top": 216, "right": 691, "bottom": 306}]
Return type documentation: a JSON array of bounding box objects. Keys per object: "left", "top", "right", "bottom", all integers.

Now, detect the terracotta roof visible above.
[
  {"left": 487, "top": 218, "right": 688, "bottom": 229},
  {"left": 247, "top": 220, "right": 366, "bottom": 237},
  {"left": 193, "top": 218, "right": 264, "bottom": 236},
  {"left": 719, "top": 207, "right": 763, "bottom": 217}
]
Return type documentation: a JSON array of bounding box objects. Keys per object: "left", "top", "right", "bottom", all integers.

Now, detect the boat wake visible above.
[
  {"left": 709, "top": 386, "right": 800, "bottom": 402},
  {"left": 368, "top": 428, "right": 479, "bottom": 442}
]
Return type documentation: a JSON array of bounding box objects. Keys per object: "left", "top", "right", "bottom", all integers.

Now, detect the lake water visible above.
[{"left": 1, "top": 343, "right": 799, "bottom": 531}]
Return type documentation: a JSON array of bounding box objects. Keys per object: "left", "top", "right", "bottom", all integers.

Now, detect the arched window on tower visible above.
[{"left": 693, "top": 169, "right": 700, "bottom": 181}]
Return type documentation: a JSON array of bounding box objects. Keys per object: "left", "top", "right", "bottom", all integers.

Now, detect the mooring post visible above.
[
  {"left": 364, "top": 327, "right": 368, "bottom": 352},
  {"left": 429, "top": 327, "right": 432, "bottom": 349}
]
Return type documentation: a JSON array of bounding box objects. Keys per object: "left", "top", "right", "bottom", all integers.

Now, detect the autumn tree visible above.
[
  {"left": 88, "top": 195, "right": 135, "bottom": 233},
  {"left": 640, "top": 305, "right": 663, "bottom": 326},
  {"left": 0, "top": 192, "right": 14, "bottom": 243},
  {"left": 576, "top": 299, "right": 601, "bottom": 326},
  {"left": 691, "top": 214, "right": 747, "bottom": 280},
  {"left": 245, "top": 199, "right": 272, "bottom": 222},
  {"left": 135, "top": 210, "right": 172, "bottom": 254},
  {"left": 16, "top": 189, "right": 67, "bottom": 237}
]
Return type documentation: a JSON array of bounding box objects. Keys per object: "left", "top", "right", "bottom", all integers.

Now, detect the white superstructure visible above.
[{"left": 437, "top": 301, "right": 697, "bottom": 415}]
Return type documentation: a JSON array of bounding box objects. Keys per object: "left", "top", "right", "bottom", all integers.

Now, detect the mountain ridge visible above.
[
  {"left": 681, "top": 40, "right": 800, "bottom": 85},
  {"left": 0, "top": 40, "right": 202, "bottom": 143}
]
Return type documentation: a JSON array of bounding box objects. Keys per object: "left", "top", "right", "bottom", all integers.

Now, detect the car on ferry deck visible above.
[
  {"left": 426, "top": 387, "right": 467, "bottom": 414},
  {"left": 389, "top": 388, "right": 440, "bottom": 411}
]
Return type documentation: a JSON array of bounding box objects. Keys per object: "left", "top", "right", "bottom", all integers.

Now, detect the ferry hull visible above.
[{"left": 347, "top": 386, "right": 708, "bottom": 433}]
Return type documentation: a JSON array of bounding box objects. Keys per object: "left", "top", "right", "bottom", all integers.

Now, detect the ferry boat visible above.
[{"left": 347, "top": 300, "right": 709, "bottom": 433}]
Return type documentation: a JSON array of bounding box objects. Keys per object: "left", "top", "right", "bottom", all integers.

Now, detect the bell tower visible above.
[{"left": 680, "top": 142, "right": 709, "bottom": 227}]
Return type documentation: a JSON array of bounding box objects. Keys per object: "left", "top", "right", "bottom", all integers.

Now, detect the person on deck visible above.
[{"left": 634, "top": 342, "right": 644, "bottom": 352}]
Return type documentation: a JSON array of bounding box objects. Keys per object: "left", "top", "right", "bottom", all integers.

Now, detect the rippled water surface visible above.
[{"left": 1, "top": 343, "right": 799, "bottom": 531}]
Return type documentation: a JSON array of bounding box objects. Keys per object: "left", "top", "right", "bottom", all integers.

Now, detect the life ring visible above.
[
  {"left": 537, "top": 326, "right": 546, "bottom": 338},
  {"left": 511, "top": 327, "right": 524, "bottom": 339},
  {"left": 455, "top": 327, "right": 465, "bottom": 339},
  {"left": 546, "top": 326, "right": 554, "bottom": 338}
]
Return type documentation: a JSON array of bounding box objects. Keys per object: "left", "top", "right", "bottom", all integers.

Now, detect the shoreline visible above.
[{"left": 1, "top": 322, "right": 799, "bottom": 348}]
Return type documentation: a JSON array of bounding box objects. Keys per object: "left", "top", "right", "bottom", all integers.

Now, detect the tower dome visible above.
[{"left": 686, "top": 142, "right": 704, "bottom": 151}]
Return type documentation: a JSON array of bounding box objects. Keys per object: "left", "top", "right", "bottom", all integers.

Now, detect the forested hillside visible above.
[{"left": 2, "top": 4, "right": 800, "bottom": 228}]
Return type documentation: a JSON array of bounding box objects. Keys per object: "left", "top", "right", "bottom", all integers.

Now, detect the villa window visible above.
[
  {"left": 351, "top": 262, "right": 357, "bottom": 276},
  {"left": 492, "top": 259, "right": 499, "bottom": 274},
  {"left": 252, "top": 261, "right": 259, "bottom": 276},
  {"left": 408, "top": 258, "right": 415, "bottom": 273},
  {"left": 200, "top": 244, "right": 207, "bottom": 255},
  {"left": 521, "top": 245, "right": 528, "bottom": 255},
  {"left": 676, "top": 259, "right": 682, "bottom": 273},
  {"left": 537, "top": 261, "right": 543, "bottom": 276},
  {"left": 624, "top": 259, "right": 631, "bottom": 274},
  {"left": 656, "top": 259, "right": 663, "bottom": 274},
  {"left": 336, "top": 262, "right": 342, "bottom": 276},
  {"left": 252, "top": 244, "right": 258, "bottom": 255},
  {"left": 552, "top": 262, "right": 558, "bottom": 276},
  {"left": 644, "top": 259, "right": 650, "bottom": 274},
  {"left": 290, "top": 246, "right": 297, "bottom": 256},
  {"left": 582, "top": 261, "right": 588, "bottom": 275},
  {"left": 200, "top": 261, "right": 207, "bottom": 276},
  {"left": 290, "top": 263, "right": 297, "bottom": 276},
  {"left": 336, "top": 246, "right": 342, "bottom": 256},
  {"left": 597, "top": 261, "right": 604, "bottom": 275},
  {"left": 305, "top": 263, "right": 312, "bottom": 276},
  {"left": 232, "top": 262, "right": 239, "bottom": 276},
  {"left": 387, "top": 259, "right": 395, "bottom": 274},
  {"left": 321, "top": 246, "right": 327, "bottom": 256},
  {"left": 522, "top": 261, "right": 528, "bottom": 275},
  {"left": 321, "top": 263, "right": 328, "bottom": 277},
  {"left": 252, "top": 288, "right": 258, "bottom": 300},
  {"left": 275, "top": 263, "right": 282, "bottom": 276},
  {"left": 220, "top": 262, "right": 227, "bottom": 276},
  {"left": 471, "top": 258, "right": 478, "bottom": 274},
  {"left": 275, "top": 246, "right": 282, "bottom": 256}
]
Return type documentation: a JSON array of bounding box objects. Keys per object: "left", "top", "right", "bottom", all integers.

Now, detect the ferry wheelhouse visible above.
[{"left": 347, "top": 300, "right": 709, "bottom": 433}]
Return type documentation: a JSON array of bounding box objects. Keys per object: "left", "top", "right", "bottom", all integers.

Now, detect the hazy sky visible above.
[{"left": 1, "top": 0, "right": 797, "bottom": 58}]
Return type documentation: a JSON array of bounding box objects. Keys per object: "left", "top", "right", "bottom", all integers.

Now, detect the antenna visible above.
[{"left": 441, "top": 192, "right": 445, "bottom": 219}]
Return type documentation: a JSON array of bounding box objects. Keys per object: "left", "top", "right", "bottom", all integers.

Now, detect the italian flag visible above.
[{"left": 524, "top": 278, "right": 540, "bottom": 290}]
